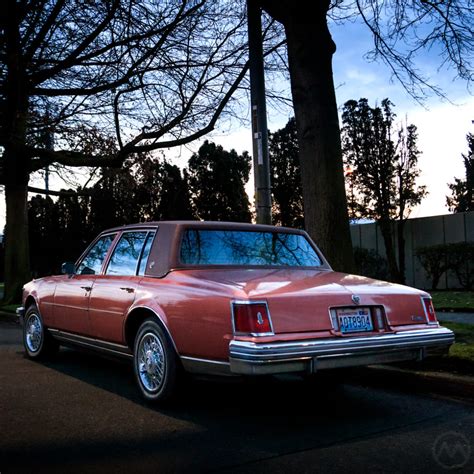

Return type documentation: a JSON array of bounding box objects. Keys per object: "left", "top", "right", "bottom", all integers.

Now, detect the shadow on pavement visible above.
[{"left": 3, "top": 347, "right": 470, "bottom": 473}]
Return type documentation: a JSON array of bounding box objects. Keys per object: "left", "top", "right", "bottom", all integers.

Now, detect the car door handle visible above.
[
  {"left": 120, "top": 287, "right": 135, "bottom": 293},
  {"left": 80, "top": 286, "right": 92, "bottom": 292}
]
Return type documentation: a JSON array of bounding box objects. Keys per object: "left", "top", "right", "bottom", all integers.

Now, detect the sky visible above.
[
  {"left": 158, "top": 14, "right": 474, "bottom": 221},
  {"left": 2, "top": 11, "right": 473, "bottom": 230}
]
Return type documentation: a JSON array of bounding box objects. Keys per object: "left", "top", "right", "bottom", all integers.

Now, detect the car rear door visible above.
[
  {"left": 53, "top": 233, "right": 118, "bottom": 336},
  {"left": 88, "top": 230, "right": 156, "bottom": 344}
]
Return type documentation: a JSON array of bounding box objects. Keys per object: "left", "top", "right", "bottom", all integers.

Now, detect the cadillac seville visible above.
[{"left": 18, "top": 221, "right": 454, "bottom": 402}]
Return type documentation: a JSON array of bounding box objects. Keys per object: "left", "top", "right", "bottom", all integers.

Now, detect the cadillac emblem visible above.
[{"left": 352, "top": 295, "right": 361, "bottom": 305}]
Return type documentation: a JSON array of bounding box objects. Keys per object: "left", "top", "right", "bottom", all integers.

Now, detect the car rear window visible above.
[{"left": 180, "top": 229, "right": 322, "bottom": 267}]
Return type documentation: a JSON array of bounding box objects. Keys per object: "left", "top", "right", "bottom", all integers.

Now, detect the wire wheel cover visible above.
[
  {"left": 138, "top": 332, "right": 166, "bottom": 392},
  {"left": 26, "top": 314, "right": 42, "bottom": 352}
]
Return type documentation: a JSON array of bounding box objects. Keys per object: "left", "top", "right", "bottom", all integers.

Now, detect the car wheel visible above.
[
  {"left": 23, "top": 305, "right": 59, "bottom": 359},
  {"left": 133, "top": 318, "right": 178, "bottom": 403}
]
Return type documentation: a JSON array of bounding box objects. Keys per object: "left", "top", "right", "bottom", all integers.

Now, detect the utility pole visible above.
[
  {"left": 44, "top": 132, "right": 52, "bottom": 192},
  {"left": 44, "top": 109, "right": 53, "bottom": 192},
  {"left": 247, "top": 0, "right": 272, "bottom": 225}
]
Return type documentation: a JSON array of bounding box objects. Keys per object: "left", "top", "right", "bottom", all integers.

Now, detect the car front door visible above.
[
  {"left": 88, "top": 230, "right": 156, "bottom": 344},
  {"left": 53, "top": 233, "right": 117, "bottom": 336}
]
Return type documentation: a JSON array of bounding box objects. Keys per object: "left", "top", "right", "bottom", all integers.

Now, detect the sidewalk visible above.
[{"left": 438, "top": 312, "right": 474, "bottom": 325}]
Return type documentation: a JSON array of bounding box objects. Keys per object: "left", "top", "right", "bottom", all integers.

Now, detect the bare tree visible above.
[
  {"left": 0, "top": 0, "right": 285, "bottom": 302},
  {"left": 258, "top": 0, "right": 473, "bottom": 273}
]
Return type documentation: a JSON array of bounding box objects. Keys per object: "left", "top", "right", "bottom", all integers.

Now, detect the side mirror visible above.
[{"left": 61, "top": 262, "right": 75, "bottom": 275}]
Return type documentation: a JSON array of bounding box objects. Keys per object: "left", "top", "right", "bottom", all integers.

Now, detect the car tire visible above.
[
  {"left": 133, "top": 318, "right": 179, "bottom": 403},
  {"left": 23, "top": 305, "right": 59, "bottom": 359}
]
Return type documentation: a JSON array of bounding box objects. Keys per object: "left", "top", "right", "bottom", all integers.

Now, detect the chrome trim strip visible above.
[
  {"left": 180, "top": 356, "right": 232, "bottom": 376},
  {"left": 49, "top": 329, "right": 133, "bottom": 358},
  {"left": 229, "top": 327, "right": 454, "bottom": 367}
]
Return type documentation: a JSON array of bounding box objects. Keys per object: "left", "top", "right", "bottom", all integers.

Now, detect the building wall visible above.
[{"left": 350, "top": 211, "right": 473, "bottom": 289}]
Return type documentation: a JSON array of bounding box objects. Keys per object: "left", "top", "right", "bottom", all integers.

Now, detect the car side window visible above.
[
  {"left": 138, "top": 231, "right": 156, "bottom": 276},
  {"left": 76, "top": 234, "right": 117, "bottom": 275},
  {"left": 106, "top": 231, "right": 148, "bottom": 276}
]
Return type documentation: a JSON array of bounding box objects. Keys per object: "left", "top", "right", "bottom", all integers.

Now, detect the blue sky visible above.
[
  {"left": 213, "top": 14, "right": 473, "bottom": 219},
  {"left": 331, "top": 15, "right": 473, "bottom": 218}
]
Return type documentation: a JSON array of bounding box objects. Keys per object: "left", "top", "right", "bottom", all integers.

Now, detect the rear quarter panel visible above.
[{"left": 134, "top": 273, "right": 242, "bottom": 361}]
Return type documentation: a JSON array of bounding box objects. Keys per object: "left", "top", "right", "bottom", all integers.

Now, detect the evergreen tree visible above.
[
  {"left": 55, "top": 192, "right": 91, "bottom": 262},
  {"left": 133, "top": 157, "right": 195, "bottom": 221},
  {"left": 447, "top": 133, "right": 474, "bottom": 213},
  {"left": 269, "top": 118, "right": 304, "bottom": 228},
  {"left": 28, "top": 195, "right": 59, "bottom": 276},
  {"left": 157, "top": 163, "right": 194, "bottom": 220},
  {"left": 341, "top": 98, "right": 427, "bottom": 282},
  {"left": 186, "top": 141, "right": 252, "bottom": 222},
  {"left": 88, "top": 164, "right": 140, "bottom": 236}
]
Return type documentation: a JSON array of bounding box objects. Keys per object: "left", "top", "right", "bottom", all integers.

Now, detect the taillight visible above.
[
  {"left": 422, "top": 297, "right": 437, "bottom": 324},
  {"left": 232, "top": 302, "right": 273, "bottom": 336}
]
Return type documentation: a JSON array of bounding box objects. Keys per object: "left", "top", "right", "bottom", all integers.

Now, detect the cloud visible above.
[{"left": 406, "top": 98, "right": 474, "bottom": 217}]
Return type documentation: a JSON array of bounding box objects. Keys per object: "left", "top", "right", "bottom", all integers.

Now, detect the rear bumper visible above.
[{"left": 229, "top": 327, "right": 455, "bottom": 375}]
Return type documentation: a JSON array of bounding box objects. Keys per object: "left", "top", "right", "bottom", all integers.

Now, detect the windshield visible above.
[{"left": 180, "top": 229, "right": 322, "bottom": 267}]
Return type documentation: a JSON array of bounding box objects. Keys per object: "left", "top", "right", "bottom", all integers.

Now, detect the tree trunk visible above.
[
  {"left": 397, "top": 219, "right": 406, "bottom": 284},
  {"left": 4, "top": 176, "right": 31, "bottom": 303},
  {"left": 260, "top": 1, "right": 354, "bottom": 272},
  {"left": 431, "top": 273, "right": 441, "bottom": 291},
  {"left": 2, "top": 0, "right": 31, "bottom": 303},
  {"left": 379, "top": 219, "right": 401, "bottom": 283}
]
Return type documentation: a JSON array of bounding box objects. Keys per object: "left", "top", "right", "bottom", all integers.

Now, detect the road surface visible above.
[{"left": 1, "top": 319, "right": 473, "bottom": 473}]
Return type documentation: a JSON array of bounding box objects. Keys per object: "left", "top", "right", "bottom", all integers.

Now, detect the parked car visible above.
[{"left": 18, "top": 221, "right": 454, "bottom": 402}]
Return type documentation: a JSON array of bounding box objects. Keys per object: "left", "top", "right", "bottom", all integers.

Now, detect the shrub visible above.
[
  {"left": 447, "top": 242, "right": 474, "bottom": 290},
  {"left": 416, "top": 242, "right": 474, "bottom": 290},
  {"left": 354, "top": 247, "right": 390, "bottom": 281},
  {"left": 415, "top": 244, "right": 449, "bottom": 290}
]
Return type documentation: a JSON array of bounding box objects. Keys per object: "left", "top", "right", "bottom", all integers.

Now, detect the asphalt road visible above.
[{"left": 1, "top": 319, "right": 473, "bottom": 474}]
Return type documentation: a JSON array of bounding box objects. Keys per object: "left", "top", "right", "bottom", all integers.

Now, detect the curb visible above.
[
  {"left": 356, "top": 365, "right": 474, "bottom": 402},
  {"left": 438, "top": 308, "right": 474, "bottom": 314}
]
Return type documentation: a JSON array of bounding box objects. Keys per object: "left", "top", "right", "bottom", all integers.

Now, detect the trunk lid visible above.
[{"left": 177, "top": 268, "right": 430, "bottom": 333}]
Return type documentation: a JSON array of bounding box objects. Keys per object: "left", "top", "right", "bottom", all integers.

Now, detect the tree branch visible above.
[
  {"left": 25, "top": 0, "right": 65, "bottom": 61},
  {"left": 30, "top": 0, "right": 120, "bottom": 84},
  {"left": 26, "top": 145, "right": 122, "bottom": 171},
  {"left": 31, "top": 1, "right": 205, "bottom": 96},
  {"left": 27, "top": 185, "right": 94, "bottom": 197},
  {"left": 123, "top": 38, "right": 286, "bottom": 153}
]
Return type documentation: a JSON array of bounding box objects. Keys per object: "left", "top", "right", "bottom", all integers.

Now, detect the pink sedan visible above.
[{"left": 18, "top": 221, "right": 454, "bottom": 402}]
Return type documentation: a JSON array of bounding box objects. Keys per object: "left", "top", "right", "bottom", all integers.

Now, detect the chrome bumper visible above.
[{"left": 229, "top": 327, "right": 455, "bottom": 375}]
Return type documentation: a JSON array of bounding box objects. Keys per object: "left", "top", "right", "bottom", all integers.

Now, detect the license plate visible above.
[{"left": 337, "top": 308, "right": 373, "bottom": 333}]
